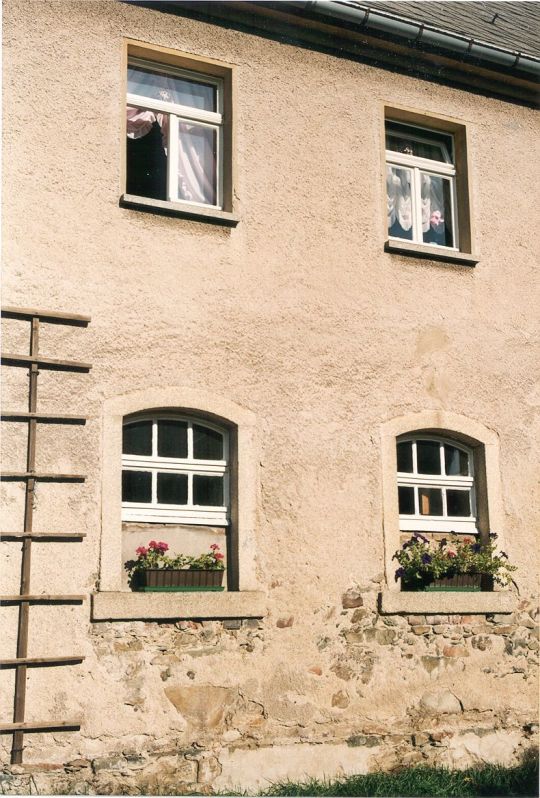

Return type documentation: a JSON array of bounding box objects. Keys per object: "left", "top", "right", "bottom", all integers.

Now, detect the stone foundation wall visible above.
[{"left": 1, "top": 590, "right": 537, "bottom": 795}]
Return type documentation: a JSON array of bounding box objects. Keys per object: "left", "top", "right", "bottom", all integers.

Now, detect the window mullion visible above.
[
  {"left": 442, "top": 487, "right": 448, "bottom": 517},
  {"left": 413, "top": 167, "right": 422, "bottom": 244},
  {"left": 152, "top": 471, "right": 157, "bottom": 506},
  {"left": 413, "top": 486, "right": 419, "bottom": 516},
  {"left": 187, "top": 474, "right": 193, "bottom": 507},
  {"left": 168, "top": 114, "right": 179, "bottom": 203}
]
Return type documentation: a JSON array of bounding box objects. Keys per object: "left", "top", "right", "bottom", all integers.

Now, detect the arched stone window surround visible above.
[
  {"left": 100, "top": 387, "right": 259, "bottom": 593},
  {"left": 380, "top": 411, "right": 505, "bottom": 592}
]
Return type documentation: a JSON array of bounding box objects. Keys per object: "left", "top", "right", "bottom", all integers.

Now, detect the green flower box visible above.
[{"left": 403, "top": 573, "right": 493, "bottom": 592}]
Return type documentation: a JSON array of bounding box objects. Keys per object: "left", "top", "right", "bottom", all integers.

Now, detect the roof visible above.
[{"left": 357, "top": 2, "right": 540, "bottom": 59}]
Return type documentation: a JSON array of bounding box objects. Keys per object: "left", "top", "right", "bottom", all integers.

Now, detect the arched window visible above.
[
  {"left": 122, "top": 414, "right": 229, "bottom": 525},
  {"left": 396, "top": 435, "right": 476, "bottom": 533}
]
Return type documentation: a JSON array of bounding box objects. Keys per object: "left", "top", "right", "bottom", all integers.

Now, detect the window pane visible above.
[
  {"left": 126, "top": 106, "right": 168, "bottom": 200},
  {"left": 158, "top": 420, "right": 188, "bottom": 458},
  {"left": 447, "top": 489, "right": 471, "bottom": 517},
  {"left": 385, "top": 123, "right": 453, "bottom": 163},
  {"left": 157, "top": 473, "right": 188, "bottom": 505},
  {"left": 122, "top": 470, "right": 152, "bottom": 502},
  {"left": 123, "top": 420, "right": 152, "bottom": 456},
  {"left": 398, "top": 486, "right": 415, "bottom": 515},
  {"left": 128, "top": 65, "right": 216, "bottom": 112},
  {"left": 177, "top": 123, "right": 217, "bottom": 206},
  {"left": 419, "top": 487, "right": 443, "bottom": 516},
  {"left": 444, "top": 444, "right": 469, "bottom": 476},
  {"left": 387, "top": 165, "right": 413, "bottom": 240},
  {"left": 396, "top": 441, "right": 413, "bottom": 473},
  {"left": 193, "top": 424, "right": 223, "bottom": 460},
  {"left": 421, "top": 174, "right": 454, "bottom": 248},
  {"left": 193, "top": 475, "right": 223, "bottom": 506},
  {"left": 417, "top": 441, "right": 441, "bottom": 474}
]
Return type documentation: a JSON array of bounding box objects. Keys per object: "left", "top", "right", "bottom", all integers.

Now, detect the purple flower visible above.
[
  {"left": 489, "top": 533, "right": 498, "bottom": 539},
  {"left": 500, "top": 551, "right": 508, "bottom": 559},
  {"left": 421, "top": 553, "right": 432, "bottom": 564},
  {"left": 395, "top": 567, "right": 405, "bottom": 581},
  {"left": 439, "top": 538, "right": 447, "bottom": 547},
  {"left": 414, "top": 533, "right": 429, "bottom": 544},
  {"left": 471, "top": 543, "right": 482, "bottom": 553}
]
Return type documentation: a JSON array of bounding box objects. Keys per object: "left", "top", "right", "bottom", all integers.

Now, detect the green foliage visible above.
[
  {"left": 259, "top": 756, "right": 539, "bottom": 797},
  {"left": 393, "top": 533, "right": 517, "bottom": 588}
]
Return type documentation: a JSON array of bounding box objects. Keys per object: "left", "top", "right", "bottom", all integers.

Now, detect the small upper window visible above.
[
  {"left": 122, "top": 414, "right": 229, "bottom": 525},
  {"left": 386, "top": 121, "right": 457, "bottom": 250},
  {"left": 396, "top": 436, "right": 476, "bottom": 533},
  {"left": 126, "top": 57, "right": 223, "bottom": 208}
]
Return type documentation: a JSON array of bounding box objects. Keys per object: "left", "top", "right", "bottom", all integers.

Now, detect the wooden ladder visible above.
[{"left": 0, "top": 306, "right": 91, "bottom": 764}]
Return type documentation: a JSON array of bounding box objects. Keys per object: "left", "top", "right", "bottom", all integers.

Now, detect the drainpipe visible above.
[{"left": 292, "top": 0, "right": 540, "bottom": 78}]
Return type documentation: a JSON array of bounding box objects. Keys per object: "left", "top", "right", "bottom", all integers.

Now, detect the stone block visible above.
[
  {"left": 420, "top": 689, "right": 462, "bottom": 714},
  {"left": 351, "top": 608, "right": 369, "bottom": 623},
  {"left": 223, "top": 620, "right": 242, "bottom": 630},
  {"left": 408, "top": 615, "right": 427, "bottom": 625},
  {"left": 342, "top": 590, "right": 363, "bottom": 609},
  {"left": 92, "top": 756, "right": 127, "bottom": 773},
  {"left": 276, "top": 616, "right": 294, "bottom": 628},
  {"left": 426, "top": 615, "right": 449, "bottom": 625},
  {"left": 432, "top": 625, "right": 450, "bottom": 634},
  {"left": 412, "top": 626, "right": 431, "bottom": 635},
  {"left": 443, "top": 645, "right": 469, "bottom": 657},
  {"left": 331, "top": 690, "right": 350, "bottom": 708},
  {"left": 164, "top": 685, "right": 237, "bottom": 729}
]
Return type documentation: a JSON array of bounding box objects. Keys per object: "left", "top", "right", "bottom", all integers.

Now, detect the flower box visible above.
[
  {"left": 139, "top": 568, "right": 224, "bottom": 592},
  {"left": 402, "top": 573, "right": 494, "bottom": 592}
]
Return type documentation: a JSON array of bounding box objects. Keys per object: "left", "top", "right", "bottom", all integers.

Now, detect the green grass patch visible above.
[{"left": 259, "top": 757, "right": 539, "bottom": 797}]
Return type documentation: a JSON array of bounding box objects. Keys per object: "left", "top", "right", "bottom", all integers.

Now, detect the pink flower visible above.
[
  {"left": 148, "top": 540, "right": 158, "bottom": 549},
  {"left": 463, "top": 538, "right": 472, "bottom": 544},
  {"left": 136, "top": 546, "right": 148, "bottom": 557},
  {"left": 447, "top": 551, "right": 456, "bottom": 558},
  {"left": 214, "top": 552, "right": 224, "bottom": 560},
  {"left": 156, "top": 541, "right": 169, "bottom": 552},
  {"left": 210, "top": 543, "right": 219, "bottom": 551}
]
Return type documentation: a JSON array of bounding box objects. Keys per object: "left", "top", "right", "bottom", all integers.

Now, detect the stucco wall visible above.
[{"left": 1, "top": 0, "right": 538, "bottom": 789}]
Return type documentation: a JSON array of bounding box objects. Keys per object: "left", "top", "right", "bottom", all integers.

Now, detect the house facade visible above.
[{"left": 1, "top": 0, "right": 539, "bottom": 793}]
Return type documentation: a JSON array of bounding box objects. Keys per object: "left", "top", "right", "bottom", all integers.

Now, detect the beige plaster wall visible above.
[{"left": 1, "top": 0, "right": 538, "bottom": 786}]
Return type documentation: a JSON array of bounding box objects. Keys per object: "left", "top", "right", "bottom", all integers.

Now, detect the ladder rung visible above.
[
  {"left": 0, "top": 720, "right": 81, "bottom": 733},
  {"left": 1, "top": 354, "right": 92, "bottom": 372},
  {"left": 1, "top": 411, "right": 87, "bottom": 424},
  {"left": 1, "top": 472, "right": 86, "bottom": 481},
  {"left": 0, "top": 532, "right": 86, "bottom": 540},
  {"left": 0, "top": 656, "right": 85, "bottom": 668},
  {"left": 1, "top": 306, "right": 90, "bottom": 326},
  {"left": 0, "top": 594, "right": 86, "bottom": 603}
]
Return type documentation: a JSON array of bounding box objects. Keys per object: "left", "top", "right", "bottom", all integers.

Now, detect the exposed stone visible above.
[
  {"left": 330, "top": 663, "right": 354, "bottom": 681},
  {"left": 471, "top": 635, "right": 492, "bottom": 651},
  {"left": 351, "top": 608, "right": 369, "bottom": 623},
  {"left": 426, "top": 615, "right": 449, "bottom": 625},
  {"left": 443, "top": 645, "right": 469, "bottom": 657},
  {"left": 347, "top": 734, "right": 380, "bottom": 747},
  {"left": 164, "top": 685, "right": 237, "bottom": 729},
  {"left": 243, "top": 619, "right": 261, "bottom": 629},
  {"left": 421, "top": 656, "right": 442, "bottom": 674},
  {"left": 412, "top": 626, "right": 431, "bottom": 635},
  {"left": 331, "top": 690, "right": 350, "bottom": 708},
  {"left": 308, "top": 666, "right": 322, "bottom": 675},
  {"left": 195, "top": 755, "right": 222, "bottom": 784},
  {"left": 222, "top": 620, "right": 242, "bottom": 630},
  {"left": 420, "top": 689, "right": 462, "bottom": 715},
  {"left": 432, "top": 625, "right": 450, "bottom": 634},
  {"left": 276, "top": 616, "right": 294, "bottom": 628},
  {"left": 400, "top": 751, "right": 425, "bottom": 765},
  {"left": 408, "top": 616, "right": 427, "bottom": 625},
  {"left": 413, "top": 733, "right": 430, "bottom": 746},
  {"left": 342, "top": 590, "right": 363, "bottom": 609},
  {"left": 492, "top": 626, "right": 517, "bottom": 635}
]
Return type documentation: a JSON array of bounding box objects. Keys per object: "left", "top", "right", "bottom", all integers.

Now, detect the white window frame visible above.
[
  {"left": 386, "top": 121, "right": 459, "bottom": 252},
  {"left": 122, "top": 413, "right": 229, "bottom": 526},
  {"left": 127, "top": 57, "right": 224, "bottom": 210},
  {"left": 397, "top": 435, "right": 476, "bottom": 533}
]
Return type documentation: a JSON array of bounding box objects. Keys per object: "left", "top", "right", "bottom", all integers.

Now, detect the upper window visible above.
[
  {"left": 386, "top": 121, "right": 458, "bottom": 250},
  {"left": 126, "top": 57, "right": 224, "bottom": 208},
  {"left": 122, "top": 414, "right": 229, "bottom": 525},
  {"left": 396, "top": 436, "right": 476, "bottom": 533}
]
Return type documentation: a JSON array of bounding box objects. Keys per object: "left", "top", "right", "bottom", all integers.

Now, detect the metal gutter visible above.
[{"left": 294, "top": 0, "right": 540, "bottom": 78}]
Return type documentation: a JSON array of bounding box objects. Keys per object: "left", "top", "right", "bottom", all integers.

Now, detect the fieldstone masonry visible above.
[{"left": 0, "top": 589, "right": 537, "bottom": 794}]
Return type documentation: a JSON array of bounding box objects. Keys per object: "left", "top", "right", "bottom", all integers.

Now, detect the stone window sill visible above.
[
  {"left": 91, "top": 590, "right": 265, "bottom": 621},
  {"left": 384, "top": 240, "right": 478, "bottom": 266},
  {"left": 120, "top": 194, "right": 240, "bottom": 227},
  {"left": 379, "top": 590, "right": 515, "bottom": 615}
]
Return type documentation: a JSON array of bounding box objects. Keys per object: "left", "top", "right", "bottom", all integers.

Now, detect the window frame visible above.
[
  {"left": 121, "top": 41, "right": 236, "bottom": 223},
  {"left": 127, "top": 56, "right": 224, "bottom": 210},
  {"left": 386, "top": 120, "right": 459, "bottom": 253},
  {"left": 122, "top": 413, "right": 230, "bottom": 526},
  {"left": 397, "top": 435, "right": 476, "bottom": 533},
  {"left": 382, "top": 106, "right": 475, "bottom": 261}
]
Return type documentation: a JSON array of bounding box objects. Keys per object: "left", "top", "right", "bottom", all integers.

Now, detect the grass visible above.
[{"left": 257, "top": 757, "right": 539, "bottom": 797}]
